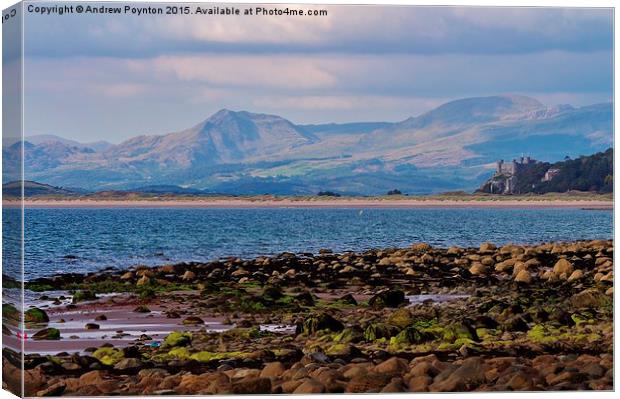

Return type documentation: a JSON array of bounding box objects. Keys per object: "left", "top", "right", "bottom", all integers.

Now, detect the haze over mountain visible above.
[{"left": 3, "top": 95, "right": 612, "bottom": 195}]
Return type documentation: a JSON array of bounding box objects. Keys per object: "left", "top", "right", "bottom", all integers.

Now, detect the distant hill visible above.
[
  {"left": 477, "top": 148, "right": 613, "bottom": 194},
  {"left": 2, "top": 181, "right": 79, "bottom": 197},
  {"left": 4, "top": 94, "right": 612, "bottom": 195},
  {"left": 129, "top": 185, "right": 206, "bottom": 195}
]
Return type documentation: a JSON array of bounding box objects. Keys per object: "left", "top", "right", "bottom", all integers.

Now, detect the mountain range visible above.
[{"left": 2, "top": 95, "right": 612, "bottom": 195}]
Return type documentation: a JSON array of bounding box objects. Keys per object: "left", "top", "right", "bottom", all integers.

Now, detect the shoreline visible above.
[
  {"left": 3, "top": 239, "right": 614, "bottom": 394},
  {"left": 6, "top": 198, "right": 614, "bottom": 209}
]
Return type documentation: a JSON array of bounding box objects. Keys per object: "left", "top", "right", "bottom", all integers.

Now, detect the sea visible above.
[{"left": 1, "top": 207, "right": 613, "bottom": 280}]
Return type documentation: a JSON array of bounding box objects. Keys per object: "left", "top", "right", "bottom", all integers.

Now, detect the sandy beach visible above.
[{"left": 7, "top": 198, "right": 614, "bottom": 209}]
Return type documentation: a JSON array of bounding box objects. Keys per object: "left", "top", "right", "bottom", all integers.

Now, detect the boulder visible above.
[
  {"left": 570, "top": 289, "right": 611, "bottom": 309},
  {"left": 567, "top": 270, "right": 584, "bottom": 282},
  {"left": 374, "top": 357, "right": 409, "bottom": 374},
  {"left": 163, "top": 331, "right": 191, "bottom": 347},
  {"left": 260, "top": 362, "right": 286, "bottom": 379},
  {"left": 429, "top": 357, "right": 487, "bottom": 392},
  {"left": 514, "top": 270, "right": 532, "bottom": 284},
  {"left": 114, "top": 358, "right": 143, "bottom": 373},
  {"left": 181, "top": 271, "right": 196, "bottom": 281},
  {"left": 298, "top": 313, "right": 344, "bottom": 335},
  {"left": 182, "top": 316, "right": 204, "bottom": 325},
  {"left": 479, "top": 242, "right": 496, "bottom": 252},
  {"left": 293, "top": 379, "right": 326, "bottom": 394},
  {"left": 32, "top": 327, "right": 60, "bottom": 340},
  {"left": 468, "top": 263, "right": 487, "bottom": 276},
  {"left": 387, "top": 308, "right": 415, "bottom": 329},
  {"left": 363, "top": 323, "right": 400, "bottom": 341},
  {"left": 231, "top": 377, "right": 271, "bottom": 394},
  {"left": 25, "top": 307, "right": 49, "bottom": 324},
  {"left": 553, "top": 259, "right": 573, "bottom": 276},
  {"left": 368, "top": 290, "right": 407, "bottom": 309},
  {"left": 72, "top": 290, "right": 97, "bottom": 303}
]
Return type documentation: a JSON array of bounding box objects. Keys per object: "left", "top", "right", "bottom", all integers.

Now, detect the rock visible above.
[
  {"left": 567, "top": 269, "right": 584, "bottom": 282},
  {"left": 514, "top": 270, "right": 532, "bottom": 284},
  {"left": 408, "top": 375, "right": 432, "bottom": 392},
  {"left": 411, "top": 243, "right": 431, "bottom": 253},
  {"left": 133, "top": 305, "right": 151, "bottom": 313},
  {"left": 334, "top": 294, "right": 356, "bottom": 306},
  {"left": 374, "top": 357, "right": 409, "bottom": 374},
  {"left": 36, "top": 382, "right": 66, "bottom": 397},
  {"left": 325, "top": 343, "right": 362, "bottom": 358},
  {"left": 368, "top": 289, "right": 407, "bottom": 309},
  {"left": 570, "top": 288, "right": 611, "bottom": 309},
  {"left": 78, "top": 370, "right": 107, "bottom": 385},
  {"left": 280, "top": 380, "right": 304, "bottom": 394},
  {"left": 114, "top": 358, "right": 143, "bottom": 372},
  {"left": 363, "top": 323, "right": 400, "bottom": 341},
  {"left": 429, "top": 357, "right": 487, "bottom": 392},
  {"left": 298, "top": 313, "right": 344, "bottom": 334},
  {"left": 181, "top": 271, "right": 196, "bottom": 281},
  {"left": 387, "top": 308, "right": 415, "bottom": 329},
  {"left": 506, "top": 371, "right": 534, "bottom": 390},
  {"left": 296, "top": 291, "right": 316, "bottom": 306},
  {"left": 346, "top": 372, "right": 392, "bottom": 393},
  {"left": 392, "top": 326, "right": 432, "bottom": 345},
  {"left": 72, "top": 290, "right": 97, "bottom": 303},
  {"left": 381, "top": 377, "right": 406, "bottom": 392},
  {"left": 479, "top": 242, "right": 496, "bottom": 252},
  {"left": 553, "top": 259, "right": 573, "bottom": 276},
  {"left": 260, "top": 362, "right": 286, "bottom": 378},
  {"left": 24, "top": 307, "right": 49, "bottom": 324},
  {"left": 182, "top": 316, "right": 204, "bottom": 325},
  {"left": 163, "top": 331, "right": 191, "bottom": 347},
  {"left": 262, "top": 286, "right": 283, "bottom": 300},
  {"left": 231, "top": 377, "right": 271, "bottom": 394},
  {"left": 504, "top": 316, "right": 529, "bottom": 332},
  {"left": 92, "top": 347, "right": 125, "bottom": 366},
  {"left": 469, "top": 263, "right": 488, "bottom": 276},
  {"left": 293, "top": 379, "right": 326, "bottom": 394},
  {"left": 32, "top": 327, "right": 61, "bottom": 340},
  {"left": 120, "top": 272, "right": 134, "bottom": 280}
]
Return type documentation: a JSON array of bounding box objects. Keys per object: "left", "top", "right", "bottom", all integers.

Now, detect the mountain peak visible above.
[{"left": 400, "top": 94, "right": 545, "bottom": 128}]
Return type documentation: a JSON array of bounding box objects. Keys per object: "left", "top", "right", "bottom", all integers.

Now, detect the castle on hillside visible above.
[
  {"left": 489, "top": 156, "right": 539, "bottom": 194},
  {"left": 496, "top": 156, "right": 536, "bottom": 176}
]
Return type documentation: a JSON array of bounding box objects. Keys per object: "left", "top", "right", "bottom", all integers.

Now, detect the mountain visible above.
[
  {"left": 2, "top": 180, "right": 79, "bottom": 197},
  {"left": 477, "top": 148, "right": 613, "bottom": 194},
  {"left": 299, "top": 122, "right": 393, "bottom": 137},
  {"left": 4, "top": 95, "right": 613, "bottom": 195},
  {"left": 4, "top": 134, "right": 113, "bottom": 152}
]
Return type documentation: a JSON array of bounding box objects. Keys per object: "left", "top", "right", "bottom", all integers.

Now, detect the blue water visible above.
[{"left": 1, "top": 207, "right": 613, "bottom": 279}]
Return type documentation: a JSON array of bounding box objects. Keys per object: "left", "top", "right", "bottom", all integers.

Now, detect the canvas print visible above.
[{"left": 1, "top": 2, "right": 614, "bottom": 396}]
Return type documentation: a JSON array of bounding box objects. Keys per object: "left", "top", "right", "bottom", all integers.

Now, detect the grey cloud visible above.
[{"left": 23, "top": 5, "right": 612, "bottom": 58}]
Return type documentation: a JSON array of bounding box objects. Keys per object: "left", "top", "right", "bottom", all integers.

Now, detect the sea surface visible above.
[{"left": 2, "top": 207, "right": 613, "bottom": 280}]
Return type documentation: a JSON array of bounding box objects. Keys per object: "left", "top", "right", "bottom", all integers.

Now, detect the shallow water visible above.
[
  {"left": 406, "top": 294, "right": 470, "bottom": 306},
  {"left": 2, "top": 207, "right": 612, "bottom": 279}
]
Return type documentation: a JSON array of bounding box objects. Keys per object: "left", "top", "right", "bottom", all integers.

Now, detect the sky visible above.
[{"left": 16, "top": 3, "right": 614, "bottom": 143}]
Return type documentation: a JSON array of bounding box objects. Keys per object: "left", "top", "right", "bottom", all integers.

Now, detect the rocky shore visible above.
[{"left": 2, "top": 240, "right": 614, "bottom": 395}]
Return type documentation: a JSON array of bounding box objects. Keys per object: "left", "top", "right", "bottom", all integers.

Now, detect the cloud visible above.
[
  {"left": 92, "top": 83, "right": 147, "bottom": 98},
  {"left": 23, "top": 6, "right": 612, "bottom": 58},
  {"left": 137, "top": 55, "right": 337, "bottom": 89},
  {"left": 18, "top": 6, "right": 613, "bottom": 142}
]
